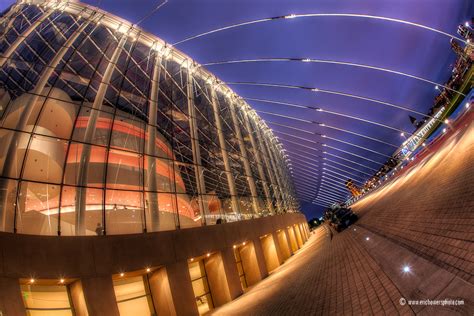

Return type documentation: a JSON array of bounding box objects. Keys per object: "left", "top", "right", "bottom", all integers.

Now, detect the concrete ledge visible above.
[{"left": 0, "top": 213, "right": 306, "bottom": 279}]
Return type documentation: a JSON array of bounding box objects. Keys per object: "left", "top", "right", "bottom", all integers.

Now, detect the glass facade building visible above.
[{"left": 0, "top": 0, "right": 299, "bottom": 236}]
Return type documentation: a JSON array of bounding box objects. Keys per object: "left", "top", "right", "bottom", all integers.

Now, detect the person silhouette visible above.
[{"left": 95, "top": 222, "right": 103, "bottom": 236}]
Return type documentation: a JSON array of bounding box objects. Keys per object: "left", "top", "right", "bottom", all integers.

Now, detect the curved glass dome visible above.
[{"left": 0, "top": 0, "right": 298, "bottom": 236}]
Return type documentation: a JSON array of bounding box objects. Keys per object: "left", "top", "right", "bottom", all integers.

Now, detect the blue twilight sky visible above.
[{"left": 1, "top": 0, "right": 473, "bottom": 219}]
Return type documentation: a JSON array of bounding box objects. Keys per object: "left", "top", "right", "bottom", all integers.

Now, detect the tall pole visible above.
[
  {"left": 209, "top": 84, "right": 240, "bottom": 216},
  {"left": 228, "top": 97, "right": 259, "bottom": 215},
  {"left": 145, "top": 52, "right": 162, "bottom": 231},
  {"left": 262, "top": 130, "right": 288, "bottom": 212},
  {"left": 241, "top": 104, "right": 274, "bottom": 214},
  {"left": 186, "top": 63, "right": 207, "bottom": 225},
  {"left": 75, "top": 33, "right": 127, "bottom": 235}
]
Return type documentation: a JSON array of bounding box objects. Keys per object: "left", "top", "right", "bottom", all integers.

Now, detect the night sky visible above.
[{"left": 1, "top": 0, "right": 473, "bottom": 219}]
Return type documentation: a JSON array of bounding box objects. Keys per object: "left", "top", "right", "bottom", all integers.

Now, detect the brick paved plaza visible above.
[{"left": 213, "top": 117, "right": 474, "bottom": 315}]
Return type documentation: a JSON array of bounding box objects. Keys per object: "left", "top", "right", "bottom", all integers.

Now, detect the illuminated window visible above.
[
  {"left": 21, "top": 284, "right": 74, "bottom": 315},
  {"left": 233, "top": 247, "right": 248, "bottom": 290},
  {"left": 188, "top": 260, "right": 214, "bottom": 315},
  {"left": 113, "top": 275, "right": 155, "bottom": 316}
]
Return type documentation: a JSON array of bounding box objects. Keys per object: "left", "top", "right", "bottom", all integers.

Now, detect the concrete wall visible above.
[{"left": 0, "top": 213, "right": 307, "bottom": 316}]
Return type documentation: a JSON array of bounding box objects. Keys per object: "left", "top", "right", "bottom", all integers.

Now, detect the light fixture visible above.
[
  {"left": 29, "top": 278, "right": 35, "bottom": 284},
  {"left": 400, "top": 132, "right": 405, "bottom": 137},
  {"left": 402, "top": 265, "right": 411, "bottom": 273},
  {"left": 435, "top": 85, "right": 440, "bottom": 90},
  {"left": 311, "top": 88, "right": 319, "bottom": 92},
  {"left": 243, "top": 242, "right": 246, "bottom": 246},
  {"left": 442, "top": 128, "right": 447, "bottom": 133},
  {"left": 146, "top": 268, "right": 151, "bottom": 273},
  {"left": 120, "top": 273, "right": 124, "bottom": 277},
  {"left": 60, "top": 279, "right": 65, "bottom": 284},
  {"left": 422, "top": 143, "right": 426, "bottom": 147},
  {"left": 233, "top": 245, "right": 236, "bottom": 249},
  {"left": 285, "top": 14, "right": 297, "bottom": 19},
  {"left": 190, "top": 258, "right": 194, "bottom": 262},
  {"left": 207, "top": 253, "right": 211, "bottom": 257},
  {"left": 466, "top": 102, "right": 470, "bottom": 108},
  {"left": 444, "top": 119, "right": 449, "bottom": 124},
  {"left": 365, "top": 237, "right": 370, "bottom": 241},
  {"left": 302, "top": 58, "right": 311, "bottom": 62},
  {"left": 466, "top": 21, "right": 470, "bottom": 27}
]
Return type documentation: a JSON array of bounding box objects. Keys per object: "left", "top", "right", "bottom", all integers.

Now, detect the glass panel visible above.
[
  {"left": 72, "top": 107, "right": 113, "bottom": 146},
  {"left": 113, "top": 276, "right": 154, "bottom": 316},
  {"left": 196, "top": 293, "right": 213, "bottom": 315},
  {"left": 114, "top": 276, "right": 147, "bottom": 301},
  {"left": 22, "top": 135, "right": 67, "bottom": 184},
  {"left": 188, "top": 261, "right": 205, "bottom": 281},
  {"left": 188, "top": 260, "right": 213, "bottom": 315},
  {"left": 26, "top": 311, "right": 73, "bottom": 316},
  {"left": 21, "top": 285, "right": 72, "bottom": 315},
  {"left": 60, "top": 186, "right": 103, "bottom": 236},
  {"left": 64, "top": 143, "right": 106, "bottom": 188},
  {"left": 0, "top": 179, "right": 17, "bottom": 232},
  {"left": 0, "top": 129, "right": 30, "bottom": 178},
  {"left": 191, "top": 278, "right": 210, "bottom": 298},
  {"left": 145, "top": 192, "right": 177, "bottom": 232},
  {"left": 117, "top": 296, "right": 152, "bottom": 316},
  {"left": 105, "top": 189, "right": 144, "bottom": 235},
  {"left": 16, "top": 182, "right": 59, "bottom": 235},
  {"left": 110, "top": 114, "right": 145, "bottom": 153},
  {"left": 106, "top": 149, "right": 142, "bottom": 191},
  {"left": 177, "top": 193, "right": 200, "bottom": 229}
]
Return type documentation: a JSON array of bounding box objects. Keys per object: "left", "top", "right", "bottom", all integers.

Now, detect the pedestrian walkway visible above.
[{"left": 212, "top": 223, "right": 473, "bottom": 315}]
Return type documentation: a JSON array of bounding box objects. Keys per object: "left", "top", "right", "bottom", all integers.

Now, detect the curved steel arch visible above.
[
  {"left": 173, "top": 13, "right": 468, "bottom": 46},
  {"left": 278, "top": 137, "right": 379, "bottom": 171},
  {"left": 256, "top": 108, "right": 403, "bottom": 147},
  {"left": 204, "top": 58, "right": 463, "bottom": 94},
  {"left": 267, "top": 121, "right": 392, "bottom": 157},
  {"left": 230, "top": 82, "right": 435, "bottom": 120}
]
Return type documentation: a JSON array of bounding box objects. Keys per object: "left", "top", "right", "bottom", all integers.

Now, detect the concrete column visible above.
[
  {"left": 271, "top": 231, "right": 285, "bottom": 265},
  {"left": 276, "top": 229, "right": 291, "bottom": 261},
  {"left": 228, "top": 99, "right": 259, "bottom": 215},
  {"left": 204, "top": 252, "right": 232, "bottom": 307},
  {"left": 242, "top": 108, "right": 274, "bottom": 214},
  {"left": 146, "top": 53, "right": 162, "bottom": 231},
  {"left": 149, "top": 267, "right": 177, "bottom": 316},
  {"left": 81, "top": 276, "right": 120, "bottom": 316},
  {"left": 220, "top": 246, "right": 243, "bottom": 299},
  {"left": 75, "top": 34, "right": 127, "bottom": 235},
  {"left": 287, "top": 226, "right": 298, "bottom": 252},
  {"left": 284, "top": 228, "right": 295, "bottom": 256},
  {"left": 260, "top": 234, "right": 280, "bottom": 273},
  {"left": 238, "top": 242, "right": 263, "bottom": 287},
  {"left": 0, "top": 277, "right": 25, "bottom": 315},
  {"left": 69, "top": 280, "right": 88, "bottom": 316},
  {"left": 294, "top": 225, "right": 304, "bottom": 248},
  {"left": 252, "top": 237, "right": 269, "bottom": 279},
  {"left": 186, "top": 65, "right": 207, "bottom": 225},
  {"left": 209, "top": 86, "right": 239, "bottom": 215},
  {"left": 166, "top": 260, "right": 198, "bottom": 316}
]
